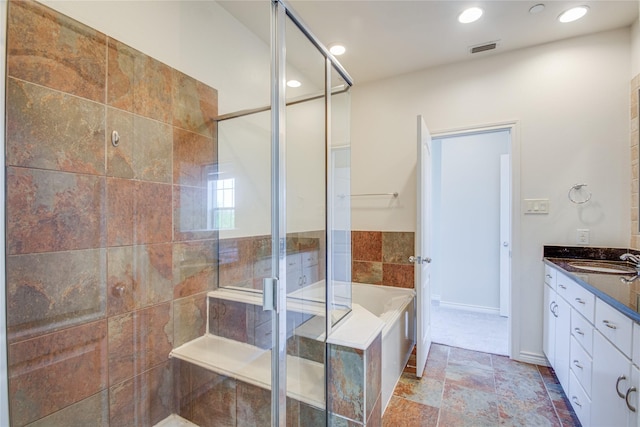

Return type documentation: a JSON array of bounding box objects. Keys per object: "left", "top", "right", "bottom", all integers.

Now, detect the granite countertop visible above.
[{"left": 543, "top": 246, "right": 640, "bottom": 323}]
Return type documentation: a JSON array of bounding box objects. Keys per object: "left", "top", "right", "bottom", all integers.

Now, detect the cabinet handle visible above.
[
  {"left": 574, "top": 327, "right": 584, "bottom": 336},
  {"left": 575, "top": 297, "right": 586, "bottom": 305},
  {"left": 572, "top": 360, "right": 583, "bottom": 370},
  {"left": 617, "top": 375, "right": 628, "bottom": 399},
  {"left": 626, "top": 387, "right": 637, "bottom": 412},
  {"left": 546, "top": 274, "right": 553, "bottom": 279},
  {"left": 559, "top": 284, "right": 567, "bottom": 290},
  {"left": 602, "top": 319, "right": 618, "bottom": 330},
  {"left": 571, "top": 396, "right": 582, "bottom": 407}
]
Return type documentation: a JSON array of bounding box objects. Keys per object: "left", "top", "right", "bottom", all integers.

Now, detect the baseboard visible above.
[
  {"left": 513, "top": 350, "right": 548, "bottom": 367},
  {"left": 438, "top": 301, "right": 500, "bottom": 315}
]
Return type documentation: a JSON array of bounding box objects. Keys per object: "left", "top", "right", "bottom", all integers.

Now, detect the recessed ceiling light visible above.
[
  {"left": 558, "top": 6, "right": 589, "bottom": 23},
  {"left": 458, "top": 7, "right": 483, "bottom": 24},
  {"left": 329, "top": 44, "right": 346, "bottom": 56},
  {"left": 529, "top": 4, "right": 545, "bottom": 14},
  {"left": 287, "top": 80, "right": 301, "bottom": 88}
]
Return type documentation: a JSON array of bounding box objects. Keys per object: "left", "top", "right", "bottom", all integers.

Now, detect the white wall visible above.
[
  {"left": 351, "top": 28, "right": 631, "bottom": 361},
  {"left": 633, "top": 16, "right": 640, "bottom": 77},
  {"left": 217, "top": 98, "right": 326, "bottom": 239},
  {"left": 432, "top": 131, "right": 509, "bottom": 311}
]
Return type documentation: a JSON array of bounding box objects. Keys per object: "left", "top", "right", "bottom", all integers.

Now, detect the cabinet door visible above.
[
  {"left": 544, "top": 284, "right": 556, "bottom": 366},
  {"left": 286, "top": 254, "right": 302, "bottom": 293},
  {"left": 301, "top": 251, "right": 319, "bottom": 287},
  {"left": 630, "top": 365, "right": 639, "bottom": 427},
  {"left": 592, "top": 331, "right": 631, "bottom": 427},
  {"left": 555, "top": 296, "right": 571, "bottom": 392}
]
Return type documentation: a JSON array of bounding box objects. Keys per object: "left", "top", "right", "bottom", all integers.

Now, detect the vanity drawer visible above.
[
  {"left": 302, "top": 251, "right": 318, "bottom": 268},
  {"left": 567, "top": 279, "right": 595, "bottom": 323},
  {"left": 571, "top": 308, "right": 594, "bottom": 356},
  {"left": 544, "top": 264, "right": 557, "bottom": 289},
  {"left": 569, "top": 370, "right": 591, "bottom": 427},
  {"left": 595, "top": 297, "right": 633, "bottom": 358},
  {"left": 570, "top": 335, "right": 593, "bottom": 396},
  {"left": 556, "top": 271, "right": 572, "bottom": 301}
]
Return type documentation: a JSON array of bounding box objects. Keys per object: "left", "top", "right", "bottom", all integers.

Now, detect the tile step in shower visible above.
[{"left": 170, "top": 334, "right": 325, "bottom": 409}]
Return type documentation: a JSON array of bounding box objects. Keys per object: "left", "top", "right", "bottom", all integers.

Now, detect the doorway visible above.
[{"left": 430, "top": 126, "right": 513, "bottom": 356}]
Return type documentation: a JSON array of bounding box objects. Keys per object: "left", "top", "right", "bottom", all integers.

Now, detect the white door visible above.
[
  {"left": 499, "top": 154, "right": 510, "bottom": 317},
  {"left": 415, "top": 115, "right": 432, "bottom": 378}
]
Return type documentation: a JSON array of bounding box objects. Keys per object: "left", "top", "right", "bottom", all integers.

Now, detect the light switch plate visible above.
[{"left": 524, "top": 198, "right": 550, "bottom": 214}]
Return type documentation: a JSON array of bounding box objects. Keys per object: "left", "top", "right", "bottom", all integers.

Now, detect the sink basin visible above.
[{"left": 568, "top": 261, "right": 637, "bottom": 275}]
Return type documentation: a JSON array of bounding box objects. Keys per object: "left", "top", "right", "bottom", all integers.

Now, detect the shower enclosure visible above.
[{"left": 0, "top": 0, "right": 353, "bottom": 425}]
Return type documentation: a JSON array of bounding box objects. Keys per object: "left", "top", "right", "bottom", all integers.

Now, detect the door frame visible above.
[{"left": 430, "top": 120, "right": 520, "bottom": 358}]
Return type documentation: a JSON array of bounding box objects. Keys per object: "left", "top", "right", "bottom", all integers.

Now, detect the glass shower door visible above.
[{"left": 279, "top": 9, "right": 329, "bottom": 425}]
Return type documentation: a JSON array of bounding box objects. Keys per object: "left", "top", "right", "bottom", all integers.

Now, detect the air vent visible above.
[{"left": 469, "top": 40, "right": 500, "bottom": 54}]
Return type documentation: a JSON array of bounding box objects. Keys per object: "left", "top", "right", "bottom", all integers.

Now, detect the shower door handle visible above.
[{"left": 263, "top": 278, "right": 277, "bottom": 311}]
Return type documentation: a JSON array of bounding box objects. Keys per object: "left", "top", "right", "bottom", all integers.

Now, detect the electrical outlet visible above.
[{"left": 577, "top": 229, "right": 590, "bottom": 245}]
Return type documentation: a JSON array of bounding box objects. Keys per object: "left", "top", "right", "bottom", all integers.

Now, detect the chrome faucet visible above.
[{"left": 620, "top": 253, "right": 640, "bottom": 268}]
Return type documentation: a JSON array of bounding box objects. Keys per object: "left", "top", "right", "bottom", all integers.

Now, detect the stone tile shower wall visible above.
[
  {"left": 351, "top": 231, "right": 415, "bottom": 288},
  {"left": 631, "top": 73, "right": 640, "bottom": 249},
  {"left": 5, "top": 1, "right": 217, "bottom": 425}
]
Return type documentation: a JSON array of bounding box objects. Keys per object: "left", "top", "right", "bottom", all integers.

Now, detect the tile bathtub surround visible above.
[
  {"left": 383, "top": 344, "right": 580, "bottom": 427},
  {"left": 5, "top": 0, "right": 217, "bottom": 424},
  {"left": 352, "top": 231, "right": 415, "bottom": 288},
  {"left": 328, "top": 333, "right": 382, "bottom": 426}
]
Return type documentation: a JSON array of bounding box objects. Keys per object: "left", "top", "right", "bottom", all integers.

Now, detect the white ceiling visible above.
[{"left": 277, "top": 0, "right": 639, "bottom": 84}]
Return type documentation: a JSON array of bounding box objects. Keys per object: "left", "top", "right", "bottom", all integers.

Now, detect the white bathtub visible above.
[
  {"left": 351, "top": 283, "right": 416, "bottom": 413},
  {"left": 288, "top": 281, "right": 416, "bottom": 412}
]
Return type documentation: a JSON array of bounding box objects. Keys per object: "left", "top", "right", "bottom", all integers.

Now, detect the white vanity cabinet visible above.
[
  {"left": 544, "top": 263, "right": 640, "bottom": 427},
  {"left": 543, "top": 267, "right": 572, "bottom": 392},
  {"left": 286, "top": 251, "right": 319, "bottom": 293}
]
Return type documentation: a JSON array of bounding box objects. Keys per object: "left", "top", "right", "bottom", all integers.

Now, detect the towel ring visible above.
[{"left": 568, "top": 184, "right": 592, "bottom": 204}]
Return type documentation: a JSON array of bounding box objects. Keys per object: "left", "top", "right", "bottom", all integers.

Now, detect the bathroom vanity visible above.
[{"left": 543, "top": 246, "right": 640, "bottom": 427}]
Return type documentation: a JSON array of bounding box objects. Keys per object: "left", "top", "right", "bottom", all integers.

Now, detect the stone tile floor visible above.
[{"left": 382, "top": 344, "right": 581, "bottom": 426}]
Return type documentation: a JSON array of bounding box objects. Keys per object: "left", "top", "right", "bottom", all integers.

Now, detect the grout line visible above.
[{"left": 535, "top": 365, "right": 563, "bottom": 426}]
